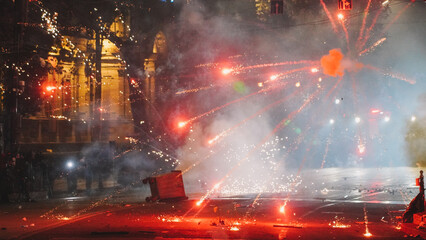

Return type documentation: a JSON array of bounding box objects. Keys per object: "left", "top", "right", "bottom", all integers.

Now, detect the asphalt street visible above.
[{"left": 0, "top": 167, "right": 424, "bottom": 239}]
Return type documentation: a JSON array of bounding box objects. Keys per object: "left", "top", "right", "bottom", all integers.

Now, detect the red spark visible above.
[
  {"left": 320, "top": 0, "right": 338, "bottom": 33},
  {"left": 359, "top": 8, "right": 383, "bottom": 51},
  {"left": 45, "top": 86, "right": 56, "bottom": 92},
  {"left": 222, "top": 68, "right": 232, "bottom": 75},
  {"left": 178, "top": 121, "right": 187, "bottom": 128},
  {"left": 356, "top": 0, "right": 372, "bottom": 48},
  {"left": 270, "top": 74, "right": 278, "bottom": 81},
  {"left": 230, "top": 226, "right": 240, "bottom": 231},
  {"left": 358, "top": 144, "right": 366, "bottom": 155},
  {"left": 279, "top": 204, "right": 285, "bottom": 214}
]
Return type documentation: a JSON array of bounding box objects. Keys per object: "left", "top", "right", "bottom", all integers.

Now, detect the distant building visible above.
[{"left": 16, "top": 25, "right": 134, "bottom": 152}]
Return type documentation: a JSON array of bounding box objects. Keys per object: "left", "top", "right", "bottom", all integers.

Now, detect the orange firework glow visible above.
[
  {"left": 321, "top": 49, "right": 344, "bottom": 77},
  {"left": 358, "top": 144, "right": 366, "bottom": 154},
  {"left": 230, "top": 226, "right": 240, "bottom": 231},
  {"left": 329, "top": 222, "right": 351, "bottom": 228},
  {"left": 279, "top": 205, "right": 285, "bottom": 214},
  {"left": 196, "top": 182, "right": 221, "bottom": 207},
  {"left": 337, "top": 13, "right": 344, "bottom": 20},
  {"left": 279, "top": 200, "right": 288, "bottom": 214},
  {"left": 196, "top": 200, "right": 203, "bottom": 206},
  {"left": 46, "top": 86, "right": 56, "bottom": 91},
  {"left": 364, "top": 231, "right": 372, "bottom": 237}
]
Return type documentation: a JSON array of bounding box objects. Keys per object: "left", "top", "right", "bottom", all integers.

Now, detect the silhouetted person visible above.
[
  {"left": 81, "top": 157, "right": 93, "bottom": 195},
  {"left": 66, "top": 160, "right": 78, "bottom": 196},
  {"left": 45, "top": 159, "right": 56, "bottom": 199},
  {"left": 15, "top": 153, "right": 31, "bottom": 202},
  {"left": 0, "top": 154, "right": 10, "bottom": 203},
  {"left": 403, "top": 170, "right": 425, "bottom": 223}
]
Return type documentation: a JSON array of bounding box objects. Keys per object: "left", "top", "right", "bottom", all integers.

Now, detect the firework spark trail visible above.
[
  {"left": 196, "top": 87, "right": 323, "bottom": 206},
  {"left": 359, "top": 37, "right": 386, "bottom": 56},
  {"left": 241, "top": 60, "right": 318, "bottom": 71},
  {"left": 365, "top": 65, "right": 416, "bottom": 84},
  {"left": 264, "top": 67, "right": 313, "bottom": 83},
  {"left": 363, "top": 203, "right": 372, "bottom": 237},
  {"left": 179, "top": 147, "right": 221, "bottom": 175},
  {"left": 320, "top": 131, "right": 333, "bottom": 169},
  {"left": 357, "top": 0, "right": 372, "bottom": 48},
  {"left": 181, "top": 81, "right": 287, "bottom": 127},
  {"left": 242, "top": 159, "right": 283, "bottom": 220},
  {"left": 242, "top": 122, "right": 315, "bottom": 219},
  {"left": 382, "top": 1, "right": 414, "bottom": 34},
  {"left": 359, "top": 7, "right": 383, "bottom": 51},
  {"left": 320, "top": 0, "right": 338, "bottom": 33},
  {"left": 208, "top": 83, "right": 303, "bottom": 146},
  {"left": 289, "top": 126, "right": 312, "bottom": 152},
  {"left": 326, "top": 77, "right": 343, "bottom": 98},
  {"left": 397, "top": 188, "right": 411, "bottom": 207},
  {"left": 176, "top": 85, "right": 215, "bottom": 95},
  {"left": 339, "top": 20, "right": 351, "bottom": 53}
]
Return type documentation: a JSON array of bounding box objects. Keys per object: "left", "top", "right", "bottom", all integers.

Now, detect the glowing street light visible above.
[
  {"left": 66, "top": 161, "right": 74, "bottom": 169},
  {"left": 355, "top": 117, "right": 361, "bottom": 124},
  {"left": 337, "top": 13, "right": 344, "bottom": 20},
  {"left": 335, "top": 99, "right": 340, "bottom": 104},
  {"left": 384, "top": 116, "right": 390, "bottom": 122},
  {"left": 329, "top": 119, "right": 335, "bottom": 125},
  {"left": 411, "top": 116, "right": 416, "bottom": 122}
]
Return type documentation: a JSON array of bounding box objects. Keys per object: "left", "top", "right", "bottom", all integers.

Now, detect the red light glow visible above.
[
  {"left": 178, "top": 121, "right": 187, "bottom": 128},
  {"left": 358, "top": 144, "right": 366, "bottom": 155},
  {"left": 196, "top": 199, "right": 203, "bottom": 206},
  {"left": 279, "top": 201, "right": 287, "bottom": 214},
  {"left": 222, "top": 68, "right": 232, "bottom": 75},
  {"left": 230, "top": 226, "right": 240, "bottom": 231},
  {"left": 45, "top": 86, "right": 56, "bottom": 92}
]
